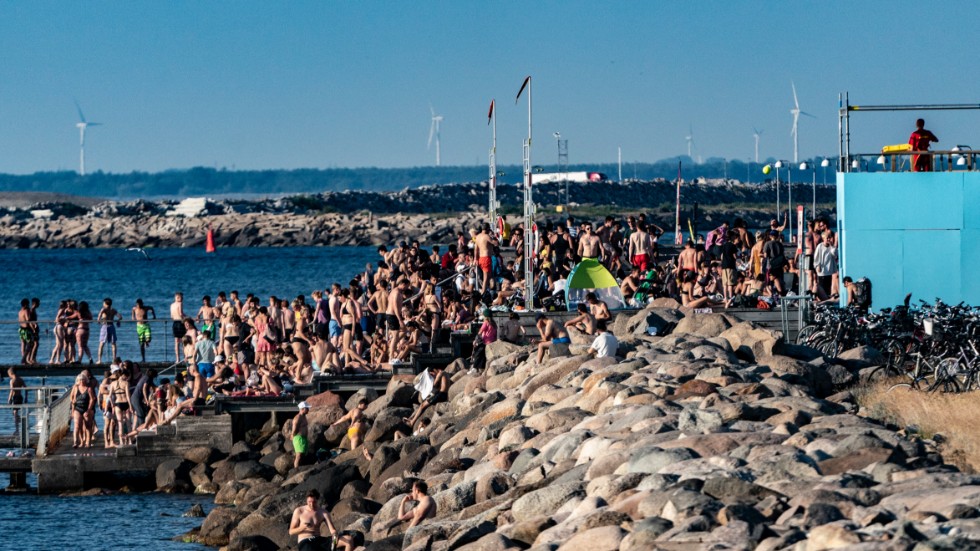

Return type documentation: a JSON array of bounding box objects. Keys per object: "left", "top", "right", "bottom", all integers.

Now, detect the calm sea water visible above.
[{"left": 0, "top": 246, "right": 380, "bottom": 547}]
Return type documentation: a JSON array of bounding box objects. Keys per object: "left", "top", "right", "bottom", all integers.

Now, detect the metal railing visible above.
[
  {"left": 0, "top": 318, "right": 186, "bottom": 366},
  {"left": 37, "top": 390, "right": 71, "bottom": 456},
  {"left": 0, "top": 385, "right": 65, "bottom": 451},
  {"left": 845, "top": 150, "right": 978, "bottom": 173}
]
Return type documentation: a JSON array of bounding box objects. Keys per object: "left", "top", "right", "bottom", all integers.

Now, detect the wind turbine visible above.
[
  {"left": 428, "top": 105, "right": 443, "bottom": 166},
  {"left": 74, "top": 100, "right": 101, "bottom": 176},
  {"left": 685, "top": 124, "right": 694, "bottom": 160},
  {"left": 753, "top": 127, "right": 764, "bottom": 163},
  {"left": 790, "top": 82, "right": 815, "bottom": 163}
]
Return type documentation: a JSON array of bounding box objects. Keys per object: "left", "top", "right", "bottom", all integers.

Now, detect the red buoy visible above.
[{"left": 206, "top": 227, "right": 216, "bottom": 253}]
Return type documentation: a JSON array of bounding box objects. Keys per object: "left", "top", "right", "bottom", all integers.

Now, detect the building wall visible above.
[{"left": 837, "top": 172, "right": 980, "bottom": 310}]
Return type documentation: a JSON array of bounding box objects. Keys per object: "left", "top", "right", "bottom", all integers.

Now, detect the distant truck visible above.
[{"left": 530, "top": 171, "right": 607, "bottom": 185}]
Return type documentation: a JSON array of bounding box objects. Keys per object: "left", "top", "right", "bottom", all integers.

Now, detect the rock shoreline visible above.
[
  {"left": 0, "top": 181, "right": 835, "bottom": 248},
  {"left": 166, "top": 307, "right": 978, "bottom": 551}
]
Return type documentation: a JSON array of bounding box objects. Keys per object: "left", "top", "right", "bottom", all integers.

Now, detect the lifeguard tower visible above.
[{"left": 837, "top": 94, "right": 980, "bottom": 309}]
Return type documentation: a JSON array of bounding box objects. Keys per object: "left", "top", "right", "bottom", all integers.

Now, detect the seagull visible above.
[{"left": 126, "top": 247, "right": 151, "bottom": 260}]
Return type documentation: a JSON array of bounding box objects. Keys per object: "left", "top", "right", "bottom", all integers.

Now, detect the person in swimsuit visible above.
[
  {"left": 222, "top": 314, "right": 241, "bottom": 361},
  {"left": 18, "top": 298, "right": 34, "bottom": 365},
  {"left": 383, "top": 480, "right": 437, "bottom": 533},
  {"left": 49, "top": 300, "right": 68, "bottom": 365},
  {"left": 75, "top": 301, "right": 94, "bottom": 364},
  {"left": 330, "top": 399, "right": 368, "bottom": 450},
  {"left": 132, "top": 299, "right": 157, "bottom": 363},
  {"left": 291, "top": 401, "right": 310, "bottom": 470},
  {"left": 405, "top": 365, "right": 448, "bottom": 429},
  {"left": 69, "top": 373, "right": 95, "bottom": 448},
  {"left": 111, "top": 372, "right": 133, "bottom": 446},
  {"left": 564, "top": 303, "right": 596, "bottom": 336},
  {"left": 535, "top": 314, "right": 571, "bottom": 364},
  {"left": 253, "top": 307, "right": 274, "bottom": 369},
  {"left": 170, "top": 292, "right": 186, "bottom": 362},
  {"left": 289, "top": 489, "right": 339, "bottom": 551},
  {"left": 98, "top": 369, "right": 117, "bottom": 448},
  {"left": 7, "top": 367, "right": 25, "bottom": 427}
]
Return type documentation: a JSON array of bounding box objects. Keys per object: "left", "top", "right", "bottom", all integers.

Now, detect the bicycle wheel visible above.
[
  {"left": 796, "top": 324, "right": 822, "bottom": 346},
  {"left": 928, "top": 366, "right": 961, "bottom": 393},
  {"left": 887, "top": 378, "right": 923, "bottom": 393},
  {"left": 881, "top": 339, "right": 908, "bottom": 374}
]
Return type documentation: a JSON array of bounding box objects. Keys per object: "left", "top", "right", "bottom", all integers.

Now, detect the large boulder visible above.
[
  {"left": 672, "top": 313, "right": 734, "bottom": 339},
  {"left": 486, "top": 339, "right": 527, "bottom": 362},
  {"left": 511, "top": 482, "right": 585, "bottom": 522},
  {"left": 199, "top": 506, "right": 248, "bottom": 546},
  {"left": 718, "top": 322, "right": 781, "bottom": 361},
  {"left": 156, "top": 458, "right": 194, "bottom": 492},
  {"left": 761, "top": 356, "right": 833, "bottom": 397}
]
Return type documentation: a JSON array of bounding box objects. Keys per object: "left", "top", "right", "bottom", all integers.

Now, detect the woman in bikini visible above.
[
  {"left": 75, "top": 301, "right": 94, "bottom": 364},
  {"left": 69, "top": 374, "right": 95, "bottom": 448},
  {"left": 63, "top": 300, "right": 82, "bottom": 364},
  {"left": 111, "top": 372, "right": 133, "bottom": 446},
  {"left": 330, "top": 399, "right": 368, "bottom": 450},
  {"left": 49, "top": 300, "right": 68, "bottom": 365},
  {"left": 340, "top": 290, "right": 368, "bottom": 371},
  {"left": 98, "top": 370, "right": 116, "bottom": 448},
  {"left": 222, "top": 314, "right": 241, "bottom": 361},
  {"left": 421, "top": 281, "right": 441, "bottom": 352}
]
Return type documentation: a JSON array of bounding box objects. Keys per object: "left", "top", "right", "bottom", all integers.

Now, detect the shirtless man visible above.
[
  {"left": 564, "top": 303, "right": 596, "bottom": 335},
  {"left": 8, "top": 367, "right": 25, "bottom": 425},
  {"left": 535, "top": 314, "right": 571, "bottom": 364},
  {"left": 18, "top": 299, "right": 33, "bottom": 365},
  {"left": 289, "top": 489, "right": 339, "bottom": 551},
  {"left": 327, "top": 284, "right": 343, "bottom": 348},
  {"left": 26, "top": 298, "right": 40, "bottom": 365},
  {"left": 386, "top": 279, "right": 409, "bottom": 359},
  {"left": 406, "top": 365, "right": 447, "bottom": 428},
  {"left": 577, "top": 223, "right": 604, "bottom": 261},
  {"left": 676, "top": 240, "right": 698, "bottom": 279},
  {"left": 474, "top": 224, "right": 497, "bottom": 295},
  {"left": 586, "top": 292, "right": 611, "bottom": 321},
  {"left": 620, "top": 267, "right": 642, "bottom": 303},
  {"left": 628, "top": 223, "right": 653, "bottom": 273},
  {"left": 132, "top": 299, "right": 156, "bottom": 363},
  {"left": 97, "top": 298, "right": 121, "bottom": 364},
  {"left": 290, "top": 401, "right": 311, "bottom": 470},
  {"left": 170, "top": 293, "right": 186, "bottom": 362},
  {"left": 384, "top": 480, "right": 437, "bottom": 533}
]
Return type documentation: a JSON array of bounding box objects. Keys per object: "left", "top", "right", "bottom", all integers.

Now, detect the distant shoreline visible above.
[{"left": 0, "top": 181, "right": 836, "bottom": 249}]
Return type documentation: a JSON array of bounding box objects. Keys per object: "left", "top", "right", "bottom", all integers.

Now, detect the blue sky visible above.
[{"left": 0, "top": 1, "right": 978, "bottom": 174}]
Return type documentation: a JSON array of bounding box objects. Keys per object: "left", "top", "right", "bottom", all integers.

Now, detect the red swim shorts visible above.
[
  {"left": 632, "top": 254, "right": 649, "bottom": 272},
  {"left": 478, "top": 256, "right": 493, "bottom": 273}
]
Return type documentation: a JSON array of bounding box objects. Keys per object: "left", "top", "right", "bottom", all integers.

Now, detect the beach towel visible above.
[{"left": 414, "top": 370, "right": 434, "bottom": 400}]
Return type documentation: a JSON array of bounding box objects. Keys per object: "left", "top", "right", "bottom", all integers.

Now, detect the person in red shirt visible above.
[{"left": 909, "top": 118, "right": 939, "bottom": 172}]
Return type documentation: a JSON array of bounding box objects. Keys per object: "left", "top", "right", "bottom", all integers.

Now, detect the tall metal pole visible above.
[
  {"left": 674, "top": 161, "right": 682, "bottom": 246},
  {"left": 488, "top": 99, "right": 497, "bottom": 231},
  {"left": 775, "top": 166, "right": 780, "bottom": 217},
  {"left": 517, "top": 76, "right": 534, "bottom": 311},
  {"left": 618, "top": 147, "right": 622, "bottom": 182},
  {"left": 787, "top": 167, "right": 792, "bottom": 243}
]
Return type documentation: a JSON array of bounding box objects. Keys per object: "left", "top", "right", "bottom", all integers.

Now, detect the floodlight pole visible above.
[
  {"left": 489, "top": 101, "right": 498, "bottom": 231},
  {"left": 517, "top": 76, "right": 534, "bottom": 311}
]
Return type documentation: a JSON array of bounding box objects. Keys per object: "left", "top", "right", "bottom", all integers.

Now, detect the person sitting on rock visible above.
[
  {"left": 535, "top": 314, "right": 570, "bottom": 364},
  {"left": 498, "top": 312, "right": 525, "bottom": 344},
  {"left": 588, "top": 320, "right": 619, "bottom": 359},
  {"left": 383, "top": 480, "right": 436, "bottom": 533},
  {"left": 564, "top": 303, "right": 596, "bottom": 336},
  {"left": 405, "top": 366, "right": 447, "bottom": 429}
]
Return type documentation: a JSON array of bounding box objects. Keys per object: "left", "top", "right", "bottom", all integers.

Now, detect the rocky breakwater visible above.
[
  {"left": 0, "top": 209, "right": 484, "bottom": 249},
  {"left": 170, "top": 307, "right": 975, "bottom": 551}
]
